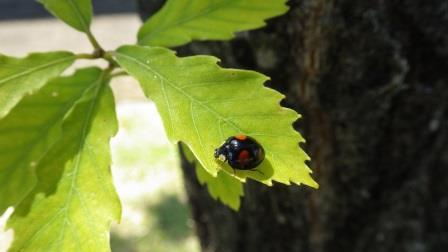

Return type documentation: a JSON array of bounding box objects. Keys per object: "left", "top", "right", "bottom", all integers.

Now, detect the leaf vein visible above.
[
  {"left": 0, "top": 56, "right": 74, "bottom": 86},
  {"left": 18, "top": 208, "right": 65, "bottom": 250},
  {"left": 160, "top": 78, "right": 175, "bottom": 135},
  {"left": 116, "top": 52, "right": 244, "bottom": 133},
  {"left": 190, "top": 102, "right": 206, "bottom": 158},
  {"left": 67, "top": 0, "right": 89, "bottom": 32}
]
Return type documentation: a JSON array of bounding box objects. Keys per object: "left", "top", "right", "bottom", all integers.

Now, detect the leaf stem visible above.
[
  {"left": 76, "top": 34, "right": 121, "bottom": 75},
  {"left": 75, "top": 53, "right": 99, "bottom": 59},
  {"left": 86, "top": 29, "right": 105, "bottom": 56},
  {"left": 76, "top": 50, "right": 118, "bottom": 71},
  {"left": 104, "top": 51, "right": 119, "bottom": 68}
]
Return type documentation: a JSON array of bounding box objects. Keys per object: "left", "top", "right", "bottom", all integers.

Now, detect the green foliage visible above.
[
  {"left": 7, "top": 76, "right": 120, "bottom": 252},
  {"left": 138, "top": 0, "right": 289, "bottom": 47},
  {"left": 0, "top": 67, "right": 103, "bottom": 215},
  {"left": 196, "top": 163, "right": 244, "bottom": 210},
  {"left": 114, "top": 45, "right": 317, "bottom": 189},
  {"left": 0, "top": 0, "right": 318, "bottom": 250},
  {"left": 182, "top": 143, "right": 243, "bottom": 210},
  {"left": 0, "top": 51, "right": 75, "bottom": 119},
  {"left": 38, "top": 0, "right": 92, "bottom": 33}
]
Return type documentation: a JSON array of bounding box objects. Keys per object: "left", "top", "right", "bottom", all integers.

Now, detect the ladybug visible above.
[{"left": 214, "top": 134, "right": 265, "bottom": 170}]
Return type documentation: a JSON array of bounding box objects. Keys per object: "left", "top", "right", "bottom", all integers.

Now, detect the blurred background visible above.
[{"left": 0, "top": 0, "right": 199, "bottom": 251}]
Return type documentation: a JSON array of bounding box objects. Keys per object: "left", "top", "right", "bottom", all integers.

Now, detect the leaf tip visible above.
[
  {"left": 292, "top": 173, "right": 319, "bottom": 189},
  {"left": 228, "top": 200, "right": 241, "bottom": 211},
  {"left": 306, "top": 178, "right": 320, "bottom": 189}
]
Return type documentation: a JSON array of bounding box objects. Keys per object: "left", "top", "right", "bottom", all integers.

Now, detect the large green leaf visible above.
[
  {"left": 0, "top": 68, "right": 104, "bottom": 216},
  {"left": 0, "top": 51, "right": 75, "bottom": 119},
  {"left": 138, "top": 0, "right": 289, "bottom": 47},
  {"left": 181, "top": 143, "right": 243, "bottom": 210},
  {"left": 7, "top": 76, "right": 120, "bottom": 252},
  {"left": 114, "top": 45, "right": 318, "bottom": 188},
  {"left": 38, "top": 0, "right": 92, "bottom": 32}
]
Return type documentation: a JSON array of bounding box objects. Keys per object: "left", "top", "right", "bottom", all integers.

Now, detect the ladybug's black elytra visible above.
[{"left": 214, "top": 134, "right": 265, "bottom": 170}]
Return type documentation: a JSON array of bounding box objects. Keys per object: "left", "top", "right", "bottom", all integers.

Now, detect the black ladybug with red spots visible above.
[{"left": 214, "top": 134, "right": 265, "bottom": 170}]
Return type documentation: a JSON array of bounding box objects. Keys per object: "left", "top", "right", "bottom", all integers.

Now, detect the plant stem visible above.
[
  {"left": 86, "top": 29, "right": 104, "bottom": 54},
  {"left": 77, "top": 32, "right": 121, "bottom": 73},
  {"left": 76, "top": 53, "right": 99, "bottom": 59},
  {"left": 104, "top": 51, "right": 119, "bottom": 67}
]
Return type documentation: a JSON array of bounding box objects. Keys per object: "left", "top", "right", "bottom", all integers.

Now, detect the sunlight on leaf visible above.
[
  {"left": 0, "top": 51, "right": 75, "bottom": 119},
  {"left": 0, "top": 67, "right": 103, "bottom": 216},
  {"left": 38, "top": 0, "right": 93, "bottom": 33},
  {"left": 114, "top": 45, "right": 318, "bottom": 189},
  {"left": 138, "top": 0, "right": 289, "bottom": 47},
  {"left": 7, "top": 74, "right": 121, "bottom": 252}
]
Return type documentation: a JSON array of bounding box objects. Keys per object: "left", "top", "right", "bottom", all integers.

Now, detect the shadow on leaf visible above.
[
  {"left": 220, "top": 158, "right": 274, "bottom": 185},
  {"left": 10, "top": 97, "right": 97, "bottom": 217}
]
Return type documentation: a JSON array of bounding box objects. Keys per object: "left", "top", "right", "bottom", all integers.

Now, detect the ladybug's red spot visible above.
[
  {"left": 238, "top": 150, "right": 250, "bottom": 166},
  {"left": 235, "top": 134, "right": 247, "bottom": 141}
]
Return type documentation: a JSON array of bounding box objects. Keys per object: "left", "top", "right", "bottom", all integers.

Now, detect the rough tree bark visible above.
[{"left": 138, "top": 1, "right": 448, "bottom": 251}]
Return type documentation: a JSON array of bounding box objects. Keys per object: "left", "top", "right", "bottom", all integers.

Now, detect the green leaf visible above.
[
  {"left": 181, "top": 143, "right": 243, "bottom": 210},
  {"left": 114, "top": 45, "right": 318, "bottom": 189},
  {"left": 38, "top": 0, "right": 92, "bottom": 32},
  {"left": 7, "top": 75, "right": 120, "bottom": 252},
  {"left": 138, "top": 0, "right": 289, "bottom": 47},
  {"left": 0, "top": 51, "right": 75, "bottom": 119},
  {"left": 197, "top": 166, "right": 244, "bottom": 210},
  {"left": 0, "top": 67, "right": 104, "bottom": 216}
]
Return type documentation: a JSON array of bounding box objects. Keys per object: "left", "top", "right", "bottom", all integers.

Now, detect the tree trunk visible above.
[{"left": 138, "top": 0, "right": 448, "bottom": 251}]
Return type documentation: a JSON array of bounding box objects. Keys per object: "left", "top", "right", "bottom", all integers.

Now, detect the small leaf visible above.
[
  {"left": 38, "top": 0, "right": 92, "bottom": 32},
  {"left": 138, "top": 0, "right": 289, "bottom": 47},
  {"left": 181, "top": 143, "right": 243, "bottom": 210},
  {"left": 114, "top": 45, "right": 318, "bottom": 188},
  {"left": 0, "top": 51, "right": 75, "bottom": 119},
  {"left": 7, "top": 75, "right": 120, "bottom": 252},
  {"left": 0, "top": 67, "right": 104, "bottom": 215},
  {"left": 197, "top": 168, "right": 243, "bottom": 210}
]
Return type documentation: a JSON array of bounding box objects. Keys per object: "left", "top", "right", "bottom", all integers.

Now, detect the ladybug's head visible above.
[{"left": 214, "top": 147, "right": 227, "bottom": 162}]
